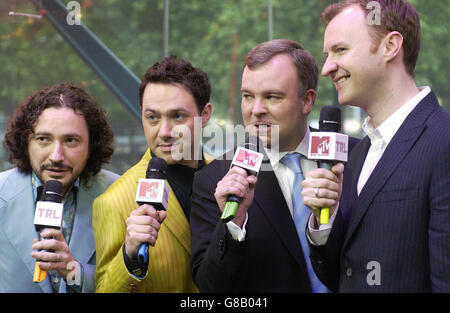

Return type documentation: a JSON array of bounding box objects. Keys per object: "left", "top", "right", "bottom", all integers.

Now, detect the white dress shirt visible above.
[{"left": 308, "top": 86, "right": 431, "bottom": 245}]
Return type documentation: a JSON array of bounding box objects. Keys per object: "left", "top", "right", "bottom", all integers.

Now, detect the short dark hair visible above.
[
  {"left": 320, "top": 0, "right": 421, "bottom": 76},
  {"left": 3, "top": 83, "right": 114, "bottom": 184},
  {"left": 243, "top": 39, "right": 319, "bottom": 97},
  {"left": 138, "top": 55, "right": 211, "bottom": 113}
]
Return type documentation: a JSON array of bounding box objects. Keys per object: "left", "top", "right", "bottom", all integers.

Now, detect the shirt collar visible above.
[
  {"left": 362, "top": 86, "right": 431, "bottom": 145},
  {"left": 265, "top": 126, "right": 310, "bottom": 169}
]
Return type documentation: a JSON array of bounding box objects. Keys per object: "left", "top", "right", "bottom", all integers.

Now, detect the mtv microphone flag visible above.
[
  {"left": 221, "top": 145, "right": 264, "bottom": 223},
  {"left": 308, "top": 131, "right": 348, "bottom": 225},
  {"left": 135, "top": 179, "right": 169, "bottom": 210},
  {"left": 308, "top": 132, "right": 348, "bottom": 163}
]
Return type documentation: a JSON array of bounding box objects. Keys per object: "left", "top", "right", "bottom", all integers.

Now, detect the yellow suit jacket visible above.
[{"left": 93, "top": 149, "right": 213, "bottom": 292}]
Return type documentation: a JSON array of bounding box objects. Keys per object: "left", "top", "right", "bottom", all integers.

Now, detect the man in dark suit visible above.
[
  {"left": 190, "top": 39, "right": 358, "bottom": 292},
  {"left": 302, "top": 0, "right": 450, "bottom": 292}
]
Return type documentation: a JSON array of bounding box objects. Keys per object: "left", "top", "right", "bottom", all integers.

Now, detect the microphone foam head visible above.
[
  {"left": 42, "top": 180, "right": 63, "bottom": 203},
  {"left": 319, "top": 105, "right": 341, "bottom": 132},
  {"left": 146, "top": 157, "right": 168, "bottom": 179}
]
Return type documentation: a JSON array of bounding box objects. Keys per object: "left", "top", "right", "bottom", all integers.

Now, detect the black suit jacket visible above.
[
  {"left": 190, "top": 133, "right": 359, "bottom": 292},
  {"left": 310, "top": 92, "right": 450, "bottom": 292}
]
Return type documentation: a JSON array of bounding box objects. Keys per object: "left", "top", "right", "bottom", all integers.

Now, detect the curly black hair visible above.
[{"left": 3, "top": 83, "right": 114, "bottom": 185}]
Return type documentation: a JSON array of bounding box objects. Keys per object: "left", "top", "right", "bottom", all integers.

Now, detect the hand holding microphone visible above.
[
  {"left": 303, "top": 105, "right": 348, "bottom": 226},
  {"left": 125, "top": 157, "right": 169, "bottom": 264},
  {"left": 215, "top": 137, "right": 263, "bottom": 227},
  {"left": 31, "top": 180, "right": 76, "bottom": 282}
]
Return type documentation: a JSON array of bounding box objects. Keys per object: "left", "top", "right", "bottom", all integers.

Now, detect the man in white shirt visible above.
[
  {"left": 302, "top": 0, "right": 450, "bottom": 292},
  {"left": 190, "top": 39, "right": 358, "bottom": 292}
]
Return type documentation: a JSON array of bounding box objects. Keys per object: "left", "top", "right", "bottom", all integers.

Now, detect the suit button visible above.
[
  {"left": 346, "top": 268, "right": 353, "bottom": 277},
  {"left": 218, "top": 239, "right": 225, "bottom": 251},
  {"left": 129, "top": 283, "right": 137, "bottom": 293}
]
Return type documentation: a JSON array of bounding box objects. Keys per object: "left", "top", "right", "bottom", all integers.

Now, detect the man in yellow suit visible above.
[{"left": 93, "top": 56, "right": 213, "bottom": 292}]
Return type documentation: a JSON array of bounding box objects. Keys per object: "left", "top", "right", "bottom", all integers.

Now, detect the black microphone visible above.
[
  {"left": 221, "top": 136, "right": 264, "bottom": 223},
  {"left": 135, "top": 157, "right": 169, "bottom": 263},
  {"left": 308, "top": 105, "right": 348, "bottom": 224},
  {"left": 33, "top": 180, "right": 63, "bottom": 283}
]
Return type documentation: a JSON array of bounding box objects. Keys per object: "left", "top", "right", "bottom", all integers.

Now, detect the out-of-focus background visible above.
[{"left": 1, "top": 0, "right": 448, "bottom": 175}]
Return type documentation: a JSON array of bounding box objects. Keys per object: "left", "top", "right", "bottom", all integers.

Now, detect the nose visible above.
[
  {"left": 321, "top": 58, "right": 338, "bottom": 77},
  {"left": 49, "top": 142, "right": 64, "bottom": 163},
  {"left": 251, "top": 98, "right": 267, "bottom": 116},
  {"left": 158, "top": 119, "right": 173, "bottom": 139}
]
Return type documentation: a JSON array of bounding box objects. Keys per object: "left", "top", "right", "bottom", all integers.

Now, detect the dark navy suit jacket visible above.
[
  {"left": 190, "top": 130, "right": 359, "bottom": 292},
  {"left": 310, "top": 92, "right": 450, "bottom": 292}
]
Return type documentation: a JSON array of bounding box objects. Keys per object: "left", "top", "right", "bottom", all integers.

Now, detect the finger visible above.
[
  {"left": 228, "top": 166, "right": 249, "bottom": 178},
  {"left": 248, "top": 175, "right": 257, "bottom": 186},
  {"left": 302, "top": 176, "right": 341, "bottom": 192},
  {"left": 128, "top": 231, "right": 158, "bottom": 247},
  {"left": 305, "top": 168, "right": 338, "bottom": 181},
  {"left": 301, "top": 187, "right": 339, "bottom": 201},
  {"left": 130, "top": 204, "right": 157, "bottom": 217},
  {"left": 331, "top": 162, "right": 345, "bottom": 176},
  {"left": 127, "top": 215, "right": 161, "bottom": 232},
  {"left": 216, "top": 185, "right": 248, "bottom": 199},
  {"left": 40, "top": 229, "right": 64, "bottom": 242},
  {"left": 157, "top": 210, "right": 167, "bottom": 223},
  {"left": 302, "top": 195, "right": 338, "bottom": 209}
]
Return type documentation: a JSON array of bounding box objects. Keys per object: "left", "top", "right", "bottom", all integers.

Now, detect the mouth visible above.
[
  {"left": 158, "top": 142, "right": 180, "bottom": 153},
  {"left": 44, "top": 167, "right": 71, "bottom": 177},
  {"left": 333, "top": 75, "right": 350, "bottom": 87}
]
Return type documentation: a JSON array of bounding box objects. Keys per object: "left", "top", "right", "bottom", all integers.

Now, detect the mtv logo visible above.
[
  {"left": 308, "top": 132, "right": 348, "bottom": 162},
  {"left": 138, "top": 181, "right": 159, "bottom": 200},
  {"left": 311, "top": 136, "right": 331, "bottom": 156},
  {"left": 235, "top": 149, "right": 260, "bottom": 168}
]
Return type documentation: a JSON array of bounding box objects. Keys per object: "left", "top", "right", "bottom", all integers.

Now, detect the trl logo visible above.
[
  {"left": 138, "top": 181, "right": 159, "bottom": 199},
  {"left": 311, "top": 136, "right": 331, "bottom": 155},
  {"left": 235, "top": 149, "right": 260, "bottom": 168}
]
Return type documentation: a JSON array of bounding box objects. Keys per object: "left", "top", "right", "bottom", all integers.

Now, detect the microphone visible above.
[
  {"left": 221, "top": 137, "right": 264, "bottom": 223},
  {"left": 33, "top": 180, "right": 63, "bottom": 283},
  {"left": 135, "top": 157, "right": 169, "bottom": 264},
  {"left": 308, "top": 105, "right": 348, "bottom": 224}
]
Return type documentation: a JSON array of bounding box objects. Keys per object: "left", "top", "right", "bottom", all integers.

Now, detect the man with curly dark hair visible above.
[{"left": 0, "top": 83, "right": 119, "bottom": 293}]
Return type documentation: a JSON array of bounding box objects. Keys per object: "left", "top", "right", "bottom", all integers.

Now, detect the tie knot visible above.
[{"left": 280, "top": 153, "right": 303, "bottom": 174}]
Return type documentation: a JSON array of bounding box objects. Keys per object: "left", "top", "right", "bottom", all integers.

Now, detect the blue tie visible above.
[{"left": 280, "top": 153, "right": 329, "bottom": 293}]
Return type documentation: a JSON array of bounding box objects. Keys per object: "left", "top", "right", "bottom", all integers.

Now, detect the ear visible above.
[
  {"left": 301, "top": 89, "right": 316, "bottom": 115},
  {"left": 382, "top": 31, "right": 403, "bottom": 63},
  {"left": 200, "top": 102, "right": 212, "bottom": 128}
]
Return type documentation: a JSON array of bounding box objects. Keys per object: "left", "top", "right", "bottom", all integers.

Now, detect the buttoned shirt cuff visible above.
[
  {"left": 225, "top": 213, "right": 248, "bottom": 242},
  {"left": 307, "top": 204, "right": 339, "bottom": 246},
  {"left": 122, "top": 244, "right": 148, "bottom": 279}
]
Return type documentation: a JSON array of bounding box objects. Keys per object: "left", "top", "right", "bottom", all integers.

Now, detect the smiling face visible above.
[
  {"left": 322, "top": 5, "right": 384, "bottom": 109},
  {"left": 241, "top": 53, "right": 313, "bottom": 152},
  {"left": 28, "top": 107, "right": 90, "bottom": 196},
  {"left": 141, "top": 82, "right": 211, "bottom": 167}
]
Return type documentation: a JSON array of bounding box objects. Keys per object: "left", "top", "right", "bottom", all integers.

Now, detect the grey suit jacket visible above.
[{"left": 0, "top": 168, "right": 118, "bottom": 293}]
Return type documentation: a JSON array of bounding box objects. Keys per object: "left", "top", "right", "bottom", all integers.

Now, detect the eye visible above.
[
  {"left": 146, "top": 114, "right": 158, "bottom": 122},
  {"left": 174, "top": 113, "right": 185, "bottom": 120},
  {"left": 266, "top": 95, "right": 281, "bottom": 100},
  {"left": 336, "top": 47, "right": 347, "bottom": 53},
  {"left": 242, "top": 94, "right": 254, "bottom": 100},
  {"left": 35, "top": 136, "right": 50, "bottom": 144}
]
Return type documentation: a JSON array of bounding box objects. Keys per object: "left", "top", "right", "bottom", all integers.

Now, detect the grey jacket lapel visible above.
[{"left": 0, "top": 170, "right": 53, "bottom": 293}]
